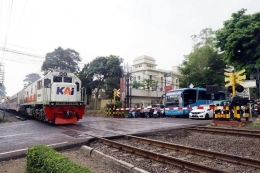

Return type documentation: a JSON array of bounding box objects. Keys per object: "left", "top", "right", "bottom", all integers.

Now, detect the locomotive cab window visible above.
[
  {"left": 44, "top": 78, "right": 51, "bottom": 88},
  {"left": 37, "top": 81, "right": 42, "bottom": 90},
  {"left": 64, "top": 77, "right": 72, "bottom": 83},
  {"left": 75, "top": 82, "right": 79, "bottom": 91},
  {"left": 53, "top": 76, "right": 62, "bottom": 82}
]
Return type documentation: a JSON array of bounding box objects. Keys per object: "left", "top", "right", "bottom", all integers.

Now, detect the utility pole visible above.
[{"left": 256, "top": 67, "right": 260, "bottom": 95}]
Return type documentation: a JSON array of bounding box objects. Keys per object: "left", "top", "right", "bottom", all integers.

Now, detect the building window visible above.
[
  {"left": 176, "top": 79, "right": 178, "bottom": 83},
  {"left": 149, "top": 75, "right": 152, "bottom": 80},
  {"left": 161, "top": 77, "right": 163, "bottom": 81},
  {"left": 138, "top": 76, "right": 140, "bottom": 80}
]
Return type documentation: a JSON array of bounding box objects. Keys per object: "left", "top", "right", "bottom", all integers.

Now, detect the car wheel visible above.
[{"left": 205, "top": 114, "right": 209, "bottom": 120}]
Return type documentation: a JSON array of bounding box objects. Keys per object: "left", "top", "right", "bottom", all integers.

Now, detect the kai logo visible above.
[{"left": 56, "top": 87, "right": 74, "bottom": 95}]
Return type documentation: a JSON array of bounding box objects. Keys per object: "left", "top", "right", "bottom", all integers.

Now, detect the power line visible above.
[
  {"left": 14, "top": 0, "right": 28, "bottom": 38},
  {"left": 2, "top": 0, "right": 13, "bottom": 60}
]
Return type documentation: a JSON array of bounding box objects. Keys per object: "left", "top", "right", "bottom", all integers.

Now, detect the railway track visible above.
[
  {"left": 187, "top": 126, "right": 260, "bottom": 138},
  {"left": 58, "top": 126, "right": 260, "bottom": 172}
]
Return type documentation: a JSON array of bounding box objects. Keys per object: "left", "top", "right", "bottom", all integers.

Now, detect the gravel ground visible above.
[
  {"left": 112, "top": 138, "right": 260, "bottom": 173},
  {"left": 89, "top": 140, "right": 194, "bottom": 173},
  {"left": 141, "top": 129, "right": 260, "bottom": 161}
]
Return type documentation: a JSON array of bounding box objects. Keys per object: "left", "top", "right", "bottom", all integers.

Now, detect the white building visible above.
[{"left": 123, "top": 55, "right": 180, "bottom": 107}]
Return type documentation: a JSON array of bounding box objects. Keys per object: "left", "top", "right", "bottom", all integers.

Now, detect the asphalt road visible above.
[{"left": 0, "top": 116, "right": 211, "bottom": 161}]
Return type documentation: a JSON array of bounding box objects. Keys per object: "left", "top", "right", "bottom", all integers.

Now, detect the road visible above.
[{"left": 0, "top": 117, "right": 211, "bottom": 161}]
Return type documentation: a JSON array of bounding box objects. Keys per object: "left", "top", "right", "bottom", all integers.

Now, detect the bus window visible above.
[
  {"left": 183, "top": 89, "right": 196, "bottom": 107},
  {"left": 198, "top": 90, "right": 207, "bottom": 99}
]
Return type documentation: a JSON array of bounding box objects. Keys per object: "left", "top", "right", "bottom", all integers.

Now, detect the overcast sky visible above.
[{"left": 0, "top": 0, "right": 259, "bottom": 96}]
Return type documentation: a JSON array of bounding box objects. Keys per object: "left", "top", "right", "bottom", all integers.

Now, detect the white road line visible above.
[
  {"left": 0, "top": 141, "right": 68, "bottom": 155},
  {"left": 0, "top": 133, "right": 32, "bottom": 138}
]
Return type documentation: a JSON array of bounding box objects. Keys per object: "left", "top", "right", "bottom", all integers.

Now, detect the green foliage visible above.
[
  {"left": 179, "top": 45, "right": 227, "bottom": 88},
  {"left": 115, "top": 100, "right": 122, "bottom": 108},
  {"left": 23, "top": 73, "right": 41, "bottom": 87},
  {"left": 42, "top": 47, "right": 82, "bottom": 73},
  {"left": 216, "top": 9, "right": 260, "bottom": 72},
  {"left": 76, "top": 63, "right": 93, "bottom": 104},
  {"left": 191, "top": 27, "right": 216, "bottom": 49},
  {"left": 132, "top": 80, "right": 141, "bottom": 89},
  {"left": 26, "top": 145, "right": 93, "bottom": 173},
  {"left": 87, "top": 55, "right": 123, "bottom": 96},
  {"left": 140, "top": 79, "right": 156, "bottom": 90}
]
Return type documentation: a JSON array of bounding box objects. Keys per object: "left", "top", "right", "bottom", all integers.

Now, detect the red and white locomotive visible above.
[{"left": 3, "top": 69, "right": 85, "bottom": 124}]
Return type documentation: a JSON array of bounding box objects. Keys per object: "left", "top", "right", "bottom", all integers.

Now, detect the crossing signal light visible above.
[{"left": 224, "top": 69, "right": 246, "bottom": 96}]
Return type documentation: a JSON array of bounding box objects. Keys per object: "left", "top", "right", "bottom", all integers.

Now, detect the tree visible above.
[
  {"left": 84, "top": 55, "right": 123, "bottom": 109},
  {"left": 42, "top": 47, "right": 82, "bottom": 73},
  {"left": 23, "top": 73, "right": 41, "bottom": 87},
  {"left": 215, "top": 9, "right": 260, "bottom": 72},
  {"left": 76, "top": 63, "right": 93, "bottom": 105},
  {"left": 132, "top": 80, "right": 141, "bottom": 89},
  {"left": 191, "top": 27, "right": 216, "bottom": 49},
  {"left": 179, "top": 45, "right": 227, "bottom": 89}
]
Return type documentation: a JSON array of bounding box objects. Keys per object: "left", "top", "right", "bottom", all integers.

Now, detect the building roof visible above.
[{"left": 132, "top": 55, "right": 156, "bottom": 66}]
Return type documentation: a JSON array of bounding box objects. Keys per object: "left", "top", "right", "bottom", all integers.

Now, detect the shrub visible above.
[{"left": 26, "top": 145, "right": 93, "bottom": 173}]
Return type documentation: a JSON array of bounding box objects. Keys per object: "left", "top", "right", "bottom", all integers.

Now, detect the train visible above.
[{"left": 0, "top": 69, "right": 86, "bottom": 124}]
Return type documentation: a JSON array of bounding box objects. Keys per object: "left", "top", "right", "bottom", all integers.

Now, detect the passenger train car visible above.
[{"left": 1, "top": 69, "right": 86, "bottom": 124}]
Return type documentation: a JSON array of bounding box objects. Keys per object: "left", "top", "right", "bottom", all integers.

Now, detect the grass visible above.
[
  {"left": 0, "top": 117, "right": 11, "bottom": 123},
  {"left": 247, "top": 122, "right": 260, "bottom": 128}
]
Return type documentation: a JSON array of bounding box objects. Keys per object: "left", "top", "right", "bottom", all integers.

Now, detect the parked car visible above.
[{"left": 189, "top": 104, "right": 213, "bottom": 119}]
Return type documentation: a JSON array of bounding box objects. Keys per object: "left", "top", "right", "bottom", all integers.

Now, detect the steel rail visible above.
[
  {"left": 97, "top": 137, "right": 228, "bottom": 173},
  {"left": 59, "top": 126, "right": 260, "bottom": 171},
  {"left": 187, "top": 126, "right": 260, "bottom": 138},
  {"left": 85, "top": 126, "right": 260, "bottom": 168},
  {"left": 196, "top": 126, "right": 260, "bottom": 134},
  {"left": 125, "top": 135, "right": 260, "bottom": 169}
]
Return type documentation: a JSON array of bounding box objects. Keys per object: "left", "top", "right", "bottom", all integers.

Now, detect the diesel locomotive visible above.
[{"left": 1, "top": 69, "right": 86, "bottom": 124}]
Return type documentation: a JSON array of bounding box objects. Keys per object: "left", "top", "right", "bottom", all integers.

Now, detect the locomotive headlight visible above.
[
  {"left": 50, "top": 102, "right": 56, "bottom": 106},
  {"left": 59, "top": 72, "right": 63, "bottom": 76},
  {"left": 63, "top": 72, "right": 67, "bottom": 76}
]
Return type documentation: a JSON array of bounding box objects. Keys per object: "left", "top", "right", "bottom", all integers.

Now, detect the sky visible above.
[{"left": 0, "top": 0, "right": 259, "bottom": 96}]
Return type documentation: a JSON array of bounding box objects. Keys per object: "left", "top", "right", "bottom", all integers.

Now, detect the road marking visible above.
[
  {"left": 0, "top": 141, "right": 68, "bottom": 155},
  {"left": 0, "top": 133, "right": 32, "bottom": 138}
]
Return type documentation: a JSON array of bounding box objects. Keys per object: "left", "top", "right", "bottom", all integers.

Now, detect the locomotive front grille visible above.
[{"left": 56, "top": 102, "right": 78, "bottom": 105}]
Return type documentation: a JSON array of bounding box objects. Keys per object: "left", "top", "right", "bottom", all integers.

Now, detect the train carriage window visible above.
[
  {"left": 37, "top": 81, "right": 42, "bottom": 90},
  {"left": 53, "top": 76, "right": 62, "bottom": 82},
  {"left": 44, "top": 78, "right": 51, "bottom": 88},
  {"left": 64, "top": 77, "right": 72, "bottom": 83},
  {"left": 75, "top": 82, "right": 79, "bottom": 91}
]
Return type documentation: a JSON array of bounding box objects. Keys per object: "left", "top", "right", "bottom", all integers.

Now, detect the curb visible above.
[{"left": 80, "top": 145, "right": 149, "bottom": 173}]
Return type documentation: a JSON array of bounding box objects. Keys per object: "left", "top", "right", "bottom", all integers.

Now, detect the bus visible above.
[{"left": 164, "top": 88, "right": 226, "bottom": 117}]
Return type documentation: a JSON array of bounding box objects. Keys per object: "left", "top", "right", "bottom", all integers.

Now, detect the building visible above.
[{"left": 121, "top": 55, "right": 180, "bottom": 108}]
